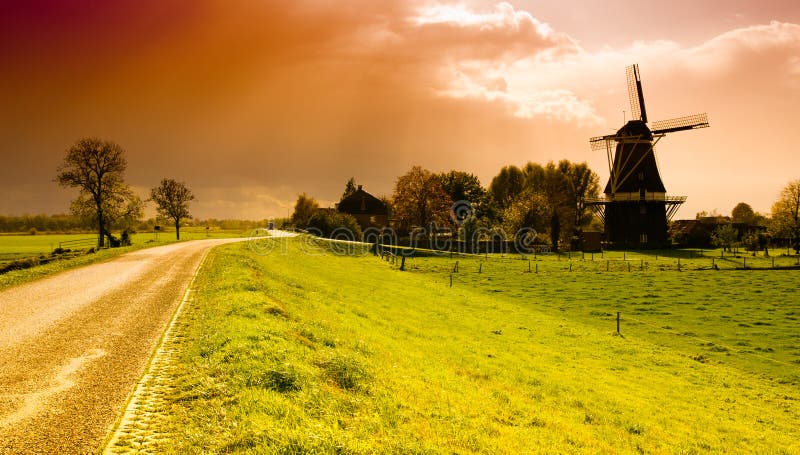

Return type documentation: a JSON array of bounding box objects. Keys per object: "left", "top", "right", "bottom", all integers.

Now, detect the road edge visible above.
[{"left": 99, "top": 243, "right": 216, "bottom": 453}]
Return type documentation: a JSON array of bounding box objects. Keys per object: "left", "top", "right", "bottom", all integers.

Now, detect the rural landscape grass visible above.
[
  {"left": 113, "top": 236, "right": 800, "bottom": 453},
  {"left": 0, "top": 227, "right": 244, "bottom": 291}
]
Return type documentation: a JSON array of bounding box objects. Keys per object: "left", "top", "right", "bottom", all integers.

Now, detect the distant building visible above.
[{"left": 337, "top": 185, "right": 389, "bottom": 230}]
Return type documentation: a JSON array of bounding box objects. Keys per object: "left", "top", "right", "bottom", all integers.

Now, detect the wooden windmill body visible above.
[{"left": 588, "top": 64, "right": 709, "bottom": 248}]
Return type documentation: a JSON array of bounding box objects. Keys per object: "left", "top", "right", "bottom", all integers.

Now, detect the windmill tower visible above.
[{"left": 587, "top": 64, "right": 709, "bottom": 248}]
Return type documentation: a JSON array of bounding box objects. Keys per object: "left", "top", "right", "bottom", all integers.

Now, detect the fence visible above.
[{"left": 56, "top": 237, "right": 106, "bottom": 252}]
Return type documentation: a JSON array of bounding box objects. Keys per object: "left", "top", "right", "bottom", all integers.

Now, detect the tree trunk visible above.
[
  {"left": 550, "top": 212, "right": 560, "bottom": 253},
  {"left": 175, "top": 219, "right": 180, "bottom": 240},
  {"left": 97, "top": 208, "right": 105, "bottom": 248}
]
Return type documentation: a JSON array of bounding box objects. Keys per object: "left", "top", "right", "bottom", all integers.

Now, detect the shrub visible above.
[
  {"left": 307, "top": 211, "right": 362, "bottom": 239},
  {"left": 247, "top": 364, "right": 301, "bottom": 392},
  {"left": 0, "top": 257, "right": 40, "bottom": 275},
  {"left": 318, "top": 353, "right": 370, "bottom": 391},
  {"left": 29, "top": 227, "right": 37, "bottom": 235}
]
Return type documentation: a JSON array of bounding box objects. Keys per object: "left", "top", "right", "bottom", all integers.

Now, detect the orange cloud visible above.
[{"left": 0, "top": 1, "right": 798, "bottom": 219}]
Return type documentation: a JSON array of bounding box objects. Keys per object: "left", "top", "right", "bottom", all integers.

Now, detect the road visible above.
[{"left": 0, "top": 238, "right": 243, "bottom": 454}]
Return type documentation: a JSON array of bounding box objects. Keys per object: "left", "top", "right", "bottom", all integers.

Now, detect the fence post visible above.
[
  {"left": 640, "top": 259, "right": 644, "bottom": 271},
  {"left": 570, "top": 262, "right": 573, "bottom": 272},
  {"left": 449, "top": 273, "right": 453, "bottom": 287},
  {"left": 535, "top": 263, "right": 538, "bottom": 273},
  {"left": 479, "top": 262, "right": 482, "bottom": 273},
  {"left": 400, "top": 256, "right": 406, "bottom": 271},
  {"left": 627, "top": 262, "right": 630, "bottom": 272},
  {"left": 678, "top": 257, "right": 681, "bottom": 272},
  {"left": 616, "top": 312, "right": 620, "bottom": 334},
  {"left": 528, "top": 260, "right": 531, "bottom": 273},
  {"left": 606, "top": 260, "right": 609, "bottom": 272},
  {"left": 772, "top": 257, "right": 775, "bottom": 269},
  {"left": 743, "top": 257, "right": 746, "bottom": 269}
]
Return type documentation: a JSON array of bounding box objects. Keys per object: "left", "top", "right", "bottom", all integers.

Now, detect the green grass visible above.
[
  {"left": 125, "top": 237, "right": 800, "bottom": 453},
  {"left": 0, "top": 227, "right": 246, "bottom": 291}
]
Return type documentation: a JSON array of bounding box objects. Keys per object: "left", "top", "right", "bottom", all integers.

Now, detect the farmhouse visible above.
[{"left": 337, "top": 185, "right": 389, "bottom": 230}]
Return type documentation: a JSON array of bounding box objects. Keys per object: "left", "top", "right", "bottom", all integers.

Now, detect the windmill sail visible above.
[
  {"left": 626, "top": 64, "right": 647, "bottom": 123},
  {"left": 651, "top": 113, "right": 709, "bottom": 135}
]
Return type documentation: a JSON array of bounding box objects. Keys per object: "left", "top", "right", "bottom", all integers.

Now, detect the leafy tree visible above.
[
  {"left": 307, "top": 211, "right": 362, "bottom": 239},
  {"left": 488, "top": 165, "right": 525, "bottom": 214},
  {"left": 501, "top": 190, "right": 550, "bottom": 237},
  {"left": 392, "top": 166, "right": 452, "bottom": 234},
  {"left": 711, "top": 224, "right": 738, "bottom": 252},
  {"left": 341, "top": 177, "right": 358, "bottom": 201},
  {"left": 560, "top": 161, "right": 600, "bottom": 236},
  {"left": 439, "top": 171, "right": 485, "bottom": 205},
  {"left": 731, "top": 202, "right": 756, "bottom": 225},
  {"left": 770, "top": 179, "right": 800, "bottom": 253},
  {"left": 521, "top": 162, "right": 569, "bottom": 251},
  {"left": 523, "top": 161, "right": 599, "bottom": 251},
  {"left": 291, "top": 193, "right": 319, "bottom": 228},
  {"left": 56, "top": 137, "right": 135, "bottom": 247},
  {"left": 149, "top": 179, "right": 196, "bottom": 240},
  {"left": 438, "top": 171, "right": 488, "bottom": 223}
]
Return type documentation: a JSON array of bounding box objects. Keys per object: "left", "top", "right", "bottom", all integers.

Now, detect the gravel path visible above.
[{"left": 0, "top": 238, "right": 243, "bottom": 454}]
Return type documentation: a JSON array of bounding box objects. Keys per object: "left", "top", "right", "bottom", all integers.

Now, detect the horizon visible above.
[{"left": 1, "top": 1, "right": 799, "bottom": 220}]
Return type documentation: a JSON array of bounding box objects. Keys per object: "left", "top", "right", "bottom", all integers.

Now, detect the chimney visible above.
[{"left": 357, "top": 185, "right": 363, "bottom": 191}]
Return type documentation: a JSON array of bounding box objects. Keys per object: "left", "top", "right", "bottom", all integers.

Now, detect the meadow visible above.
[
  {"left": 109, "top": 236, "right": 800, "bottom": 453},
  {"left": 0, "top": 227, "right": 246, "bottom": 290}
]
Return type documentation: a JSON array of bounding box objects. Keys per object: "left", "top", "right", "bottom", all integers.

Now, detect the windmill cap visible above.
[{"left": 617, "top": 120, "right": 652, "bottom": 138}]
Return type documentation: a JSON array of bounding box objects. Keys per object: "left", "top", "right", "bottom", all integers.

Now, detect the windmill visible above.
[{"left": 587, "top": 64, "right": 709, "bottom": 248}]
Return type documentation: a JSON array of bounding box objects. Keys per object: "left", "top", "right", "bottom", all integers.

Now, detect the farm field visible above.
[
  {"left": 0, "top": 227, "right": 242, "bottom": 254},
  {"left": 0, "top": 227, "right": 248, "bottom": 290},
  {"left": 110, "top": 236, "right": 800, "bottom": 453}
]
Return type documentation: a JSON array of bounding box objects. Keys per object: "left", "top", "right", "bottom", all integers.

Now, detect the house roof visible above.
[{"left": 337, "top": 186, "right": 388, "bottom": 215}]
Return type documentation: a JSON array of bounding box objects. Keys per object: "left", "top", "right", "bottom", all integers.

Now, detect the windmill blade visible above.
[
  {"left": 651, "top": 113, "right": 709, "bottom": 135},
  {"left": 589, "top": 135, "right": 616, "bottom": 151},
  {"left": 626, "top": 64, "right": 647, "bottom": 123}
]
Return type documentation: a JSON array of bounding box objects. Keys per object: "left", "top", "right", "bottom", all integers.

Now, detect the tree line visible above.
[
  {"left": 292, "top": 160, "right": 600, "bottom": 252},
  {"left": 293, "top": 166, "right": 800, "bottom": 253}
]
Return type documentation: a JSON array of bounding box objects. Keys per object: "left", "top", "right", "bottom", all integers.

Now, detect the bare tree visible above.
[
  {"left": 56, "top": 137, "right": 131, "bottom": 247},
  {"left": 70, "top": 182, "right": 143, "bottom": 244},
  {"left": 150, "top": 179, "right": 195, "bottom": 240}
]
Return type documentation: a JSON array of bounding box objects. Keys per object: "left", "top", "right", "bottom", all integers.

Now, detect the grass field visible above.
[
  {"left": 111, "top": 236, "right": 800, "bottom": 453},
  {"left": 0, "top": 227, "right": 247, "bottom": 291}
]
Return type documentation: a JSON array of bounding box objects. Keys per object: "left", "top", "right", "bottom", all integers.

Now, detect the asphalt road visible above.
[{"left": 0, "top": 238, "right": 243, "bottom": 454}]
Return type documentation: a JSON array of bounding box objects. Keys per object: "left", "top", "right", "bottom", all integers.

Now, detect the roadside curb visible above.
[{"left": 101, "top": 245, "right": 214, "bottom": 453}]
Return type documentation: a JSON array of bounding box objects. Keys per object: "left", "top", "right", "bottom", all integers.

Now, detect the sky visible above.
[{"left": 1, "top": 0, "right": 799, "bottom": 220}]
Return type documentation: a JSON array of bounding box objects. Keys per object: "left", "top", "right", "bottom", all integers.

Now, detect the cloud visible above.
[
  {"left": 405, "top": 2, "right": 597, "bottom": 124},
  {"left": 1, "top": 1, "right": 799, "bottom": 219}
]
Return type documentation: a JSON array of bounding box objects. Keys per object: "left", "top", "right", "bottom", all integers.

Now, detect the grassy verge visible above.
[
  {"left": 126, "top": 238, "right": 799, "bottom": 453},
  {"left": 0, "top": 228, "right": 246, "bottom": 291}
]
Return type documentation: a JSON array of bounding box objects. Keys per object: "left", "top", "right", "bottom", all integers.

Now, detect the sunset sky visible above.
[{"left": 1, "top": 0, "right": 798, "bottom": 219}]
